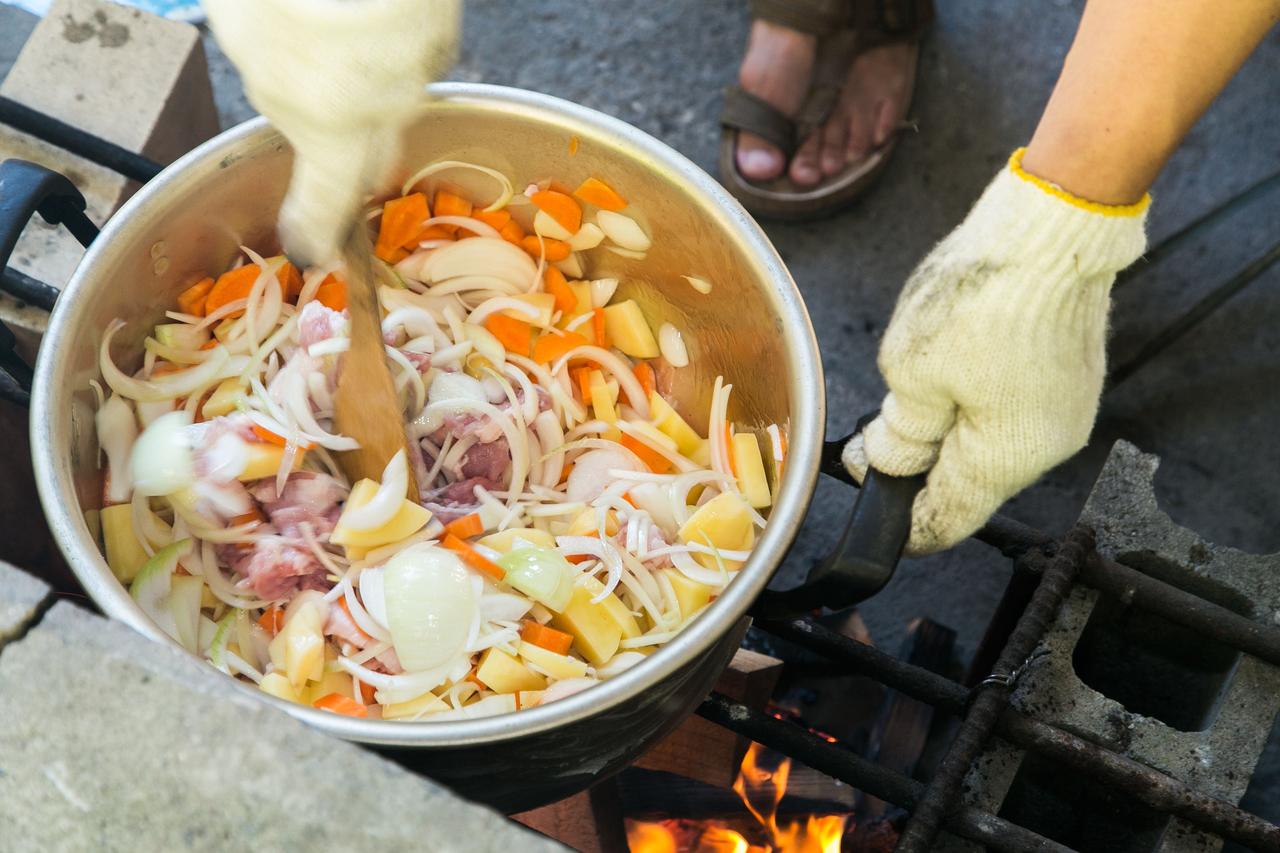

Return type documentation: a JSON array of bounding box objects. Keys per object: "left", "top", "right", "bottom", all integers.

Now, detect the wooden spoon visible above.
[{"left": 332, "top": 228, "right": 418, "bottom": 499}]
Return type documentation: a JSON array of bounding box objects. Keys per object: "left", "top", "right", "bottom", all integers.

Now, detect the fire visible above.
[{"left": 627, "top": 742, "right": 847, "bottom": 852}]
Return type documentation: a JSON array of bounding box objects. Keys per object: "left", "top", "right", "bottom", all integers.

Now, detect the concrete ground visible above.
[{"left": 4, "top": 0, "right": 1280, "bottom": 835}]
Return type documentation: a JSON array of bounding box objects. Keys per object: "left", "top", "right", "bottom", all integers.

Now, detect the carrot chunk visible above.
[
  {"left": 592, "top": 307, "right": 609, "bottom": 349},
  {"left": 375, "top": 193, "right": 430, "bottom": 261},
  {"left": 520, "top": 621, "right": 574, "bottom": 656},
  {"left": 258, "top": 605, "right": 284, "bottom": 635},
  {"left": 314, "top": 274, "right": 347, "bottom": 312},
  {"left": 499, "top": 220, "right": 526, "bottom": 244},
  {"left": 177, "top": 277, "right": 215, "bottom": 316},
  {"left": 205, "top": 262, "right": 297, "bottom": 318},
  {"left": 530, "top": 190, "right": 582, "bottom": 234},
  {"left": 632, "top": 361, "right": 656, "bottom": 398},
  {"left": 278, "top": 261, "right": 304, "bottom": 300},
  {"left": 533, "top": 329, "right": 589, "bottom": 364},
  {"left": 573, "top": 177, "right": 627, "bottom": 211},
  {"left": 484, "top": 314, "right": 534, "bottom": 356},
  {"left": 543, "top": 266, "right": 577, "bottom": 313},
  {"left": 520, "top": 235, "right": 571, "bottom": 262},
  {"left": 313, "top": 692, "right": 369, "bottom": 718},
  {"left": 433, "top": 189, "right": 473, "bottom": 223},
  {"left": 621, "top": 433, "right": 672, "bottom": 474},
  {"left": 444, "top": 513, "right": 484, "bottom": 540},
  {"left": 473, "top": 209, "right": 512, "bottom": 231},
  {"left": 441, "top": 533, "right": 506, "bottom": 582},
  {"left": 251, "top": 423, "right": 314, "bottom": 451}
]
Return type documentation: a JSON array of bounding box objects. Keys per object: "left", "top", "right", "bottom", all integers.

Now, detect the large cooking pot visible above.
[{"left": 4, "top": 83, "right": 916, "bottom": 812}]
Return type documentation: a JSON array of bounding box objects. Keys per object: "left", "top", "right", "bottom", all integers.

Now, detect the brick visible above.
[{"left": 0, "top": 602, "right": 566, "bottom": 852}]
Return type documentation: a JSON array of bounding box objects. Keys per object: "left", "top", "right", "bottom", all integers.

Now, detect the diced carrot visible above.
[
  {"left": 558, "top": 462, "right": 574, "bottom": 485},
  {"left": 258, "top": 605, "right": 284, "bottom": 635},
  {"left": 532, "top": 329, "right": 589, "bottom": 364},
  {"left": 315, "top": 274, "right": 347, "bottom": 312},
  {"left": 358, "top": 680, "right": 377, "bottom": 705},
  {"left": 566, "top": 553, "right": 593, "bottom": 565},
  {"left": 572, "top": 366, "right": 592, "bottom": 402},
  {"left": 473, "top": 209, "right": 512, "bottom": 231},
  {"left": 199, "top": 339, "right": 219, "bottom": 351},
  {"left": 177, "top": 277, "right": 215, "bottom": 316},
  {"left": 466, "top": 670, "right": 488, "bottom": 690},
  {"left": 230, "top": 507, "right": 265, "bottom": 527},
  {"left": 278, "top": 261, "right": 304, "bottom": 300},
  {"left": 724, "top": 424, "right": 736, "bottom": 476},
  {"left": 573, "top": 177, "right": 627, "bottom": 211},
  {"left": 484, "top": 314, "right": 534, "bottom": 357},
  {"left": 520, "top": 621, "right": 574, "bottom": 656},
  {"left": 499, "top": 220, "right": 526, "bottom": 244},
  {"left": 151, "top": 362, "right": 184, "bottom": 377},
  {"left": 441, "top": 533, "right": 506, "bottom": 582},
  {"left": 336, "top": 598, "right": 373, "bottom": 644},
  {"left": 203, "top": 265, "right": 258, "bottom": 317},
  {"left": 592, "top": 308, "right": 609, "bottom": 349},
  {"left": 251, "top": 423, "right": 315, "bottom": 450},
  {"left": 519, "top": 235, "right": 572, "bottom": 262},
  {"left": 530, "top": 190, "right": 582, "bottom": 235},
  {"left": 444, "top": 513, "right": 484, "bottom": 540},
  {"left": 413, "top": 224, "right": 455, "bottom": 243},
  {"left": 621, "top": 433, "right": 672, "bottom": 474},
  {"left": 433, "top": 189, "right": 473, "bottom": 231},
  {"left": 632, "top": 361, "right": 656, "bottom": 398},
  {"left": 314, "top": 692, "right": 369, "bottom": 718},
  {"left": 543, "top": 266, "right": 577, "bottom": 313},
  {"left": 568, "top": 136, "right": 580, "bottom": 156},
  {"left": 375, "top": 193, "right": 430, "bottom": 261}
]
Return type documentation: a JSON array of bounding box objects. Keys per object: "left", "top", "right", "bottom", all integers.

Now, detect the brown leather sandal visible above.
[{"left": 719, "top": 0, "right": 933, "bottom": 221}]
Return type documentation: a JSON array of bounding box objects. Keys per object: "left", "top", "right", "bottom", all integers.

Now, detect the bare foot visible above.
[
  {"left": 789, "top": 41, "right": 916, "bottom": 187},
  {"left": 735, "top": 20, "right": 816, "bottom": 182}
]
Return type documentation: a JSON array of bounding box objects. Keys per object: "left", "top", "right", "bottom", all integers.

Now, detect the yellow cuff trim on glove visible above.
[{"left": 1008, "top": 148, "right": 1151, "bottom": 218}]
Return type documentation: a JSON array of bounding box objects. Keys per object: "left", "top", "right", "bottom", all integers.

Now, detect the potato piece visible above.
[
  {"left": 509, "top": 293, "right": 556, "bottom": 327},
  {"left": 382, "top": 690, "right": 450, "bottom": 720},
  {"left": 201, "top": 378, "right": 247, "bottom": 419},
  {"left": 259, "top": 672, "right": 303, "bottom": 704},
  {"left": 518, "top": 640, "right": 590, "bottom": 680},
  {"left": 566, "top": 508, "right": 620, "bottom": 537},
  {"left": 237, "top": 442, "right": 305, "bottom": 482},
  {"left": 270, "top": 597, "right": 326, "bottom": 688},
  {"left": 649, "top": 393, "right": 704, "bottom": 456},
  {"left": 591, "top": 382, "right": 617, "bottom": 424},
  {"left": 581, "top": 577, "right": 642, "bottom": 638},
  {"left": 475, "top": 647, "right": 547, "bottom": 693},
  {"left": 602, "top": 300, "right": 660, "bottom": 358},
  {"left": 556, "top": 281, "right": 594, "bottom": 332},
  {"left": 101, "top": 503, "right": 149, "bottom": 583},
  {"left": 549, "top": 585, "right": 622, "bottom": 666},
  {"left": 679, "top": 491, "right": 755, "bottom": 570},
  {"left": 731, "top": 433, "right": 772, "bottom": 509},
  {"left": 516, "top": 690, "right": 544, "bottom": 709},
  {"left": 477, "top": 527, "right": 557, "bottom": 554},
  {"left": 331, "top": 479, "right": 432, "bottom": 549},
  {"left": 304, "top": 670, "right": 354, "bottom": 705},
  {"left": 664, "top": 569, "right": 714, "bottom": 620}
]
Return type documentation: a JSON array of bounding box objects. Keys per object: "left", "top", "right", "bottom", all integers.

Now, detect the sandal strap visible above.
[
  {"left": 849, "top": 0, "right": 934, "bottom": 38},
  {"left": 720, "top": 86, "right": 798, "bottom": 157},
  {"left": 749, "top": 0, "right": 851, "bottom": 35}
]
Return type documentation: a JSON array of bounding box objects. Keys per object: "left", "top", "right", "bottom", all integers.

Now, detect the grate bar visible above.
[
  {"left": 696, "top": 693, "right": 1077, "bottom": 853},
  {"left": 0, "top": 95, "right": 164, "bottom": 184},
  {"left": 893, "top": 527, "right": 1090, "bottom": 852}
]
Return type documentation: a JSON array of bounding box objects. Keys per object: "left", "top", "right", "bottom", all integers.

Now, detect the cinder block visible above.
[
  {"left": 0, "top": 0, "right": 220, "bottom": 331},
  {"left": 0, "top": 559, "right": 49, "bottom": 647}
]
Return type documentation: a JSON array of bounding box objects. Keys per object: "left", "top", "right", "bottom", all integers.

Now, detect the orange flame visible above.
[{"left": 627, "top": 742, "right": 846, "bottom": 852}]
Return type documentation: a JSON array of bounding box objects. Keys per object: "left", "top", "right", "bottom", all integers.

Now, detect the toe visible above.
[
  {"left": 846, "top": 106, "right": 874, "bottom": 163},
  {"left": 819, "top": 113, "right": 849, "bottom": 177},
  {"left": 736, "top": 132, "right": 786, "bottom": 181},
  {"left": 788, "top": 133, "right": 823, "bottom": 186},
  {"left": 872, "top": 98, "right": 897, "bottom": 148}
]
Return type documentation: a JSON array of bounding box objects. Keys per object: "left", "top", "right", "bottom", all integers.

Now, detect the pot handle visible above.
[
  {"left": 0, "top": 159, "right": 100, "bottom": 405},
  {"left": 753, "top": 414, "right": 925, "bottom": 620}
]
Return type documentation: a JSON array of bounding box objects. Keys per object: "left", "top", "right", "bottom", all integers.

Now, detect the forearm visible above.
[{"left": 1022, "top": 0, "right": 1279, "bottom": 205}]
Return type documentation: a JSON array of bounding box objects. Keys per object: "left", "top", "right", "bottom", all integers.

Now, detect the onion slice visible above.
[
  {"left": 596, "top": 210, "right": 652, "bottom": 252},
  {"left": 338, "top": 449, "right": 408, "bottom": 531},
  {"left": 100, "top": 320, "right": 232, "bottom": 403}
]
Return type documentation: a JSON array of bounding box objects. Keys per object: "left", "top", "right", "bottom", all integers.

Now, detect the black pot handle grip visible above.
[
  {"left": 754, "top": 416, "right": 925, "bottom": 620},
  {"left": 0, "top": 159, "right": 100, "bottom": 406}
]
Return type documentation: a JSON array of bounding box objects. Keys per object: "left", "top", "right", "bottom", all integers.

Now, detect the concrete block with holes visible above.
[
  {"left": 0, "top": 0, "right": 219, "bottom": 332},
  {"left": 941, "top": 441, "right": 1280, "bottom": 853}
]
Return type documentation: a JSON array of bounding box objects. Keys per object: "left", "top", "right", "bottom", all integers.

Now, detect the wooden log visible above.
[{"left": 513, "top": 779, "right": 628, "bottom": 853}]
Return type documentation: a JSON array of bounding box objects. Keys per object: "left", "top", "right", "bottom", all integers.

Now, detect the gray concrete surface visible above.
[
  {"left": 0, "top": 598, "right": 564, "bottom": 853},
  {"left": 3, "top": 0, "right": 1280, "bottom": 836},
  {"left": 0, "top": 559, "right": 49, "bottom": 645}
]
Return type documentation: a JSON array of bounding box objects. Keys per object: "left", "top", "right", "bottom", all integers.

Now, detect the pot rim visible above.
[{"left": 31, "top": 82, "right": 824, "bottom": 747}]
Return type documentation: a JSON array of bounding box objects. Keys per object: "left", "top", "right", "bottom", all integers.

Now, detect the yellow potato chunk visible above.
[
  {"left": 477, "top": 527, "right": 557, "bottom": 553},
  {"left": 731, "top": 433, "right": 772, "bottom": 509},
  {"left": 201, "top": 378, "right": 247, "bottom": 419},
  {"left": 237, "top": 442, "right": 305, "bottom": 482},
  {"left": 259, "top": 672, "right": 303, "bottom": 704},
  {"left": 517, "top": 690, "right": 544, "bottom": 709},
  {"left": 331, "top": 479, "right": 432, "bottom": 549},
  {"left": 269, "top": 597, "right": 326, "bottom": 688},
  {"left": 518, "top": 640, "right": 590, "bottom": 680},
  {"left": 101, "top": 503, "right": 149, "bottom": 583},
  {"left": 679, "top": 491, "right": 756, "bottom": 570},
  {"left": 664, "top": 569, "right": 714, "bottom": 620},
  {"left": 475, "top": 647, "right": 547, "bottom": 693},
  {"left": 549, "top": 586, "right": 622, "bottom": 666},
  {"left": 566, "top": 508, "right": 619, "bottom": 537},
  {"left": 581, "top": 577, "right": 642, "bottom": 638},
  {"left": 304, "top": 670, "right": 354, "bottom": 705},
  {"left": 602, "top": 300, "right": 660, "bottom": 358},
  {"left": 649, "top": 392, "right": 704, "bottom": 456},
  {"left": 382, "top": 690, "right": 450, "bottom": 720},
  {"left": 591, "top": 382, "right": 617, "bottom": 424},
  {"left": 508, "top": 292, "right": 556, "bottom": 327}
]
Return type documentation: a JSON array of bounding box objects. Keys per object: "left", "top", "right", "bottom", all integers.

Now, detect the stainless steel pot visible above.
[{"left": 4, "top": 84, "right": 916, "bottom": 813}]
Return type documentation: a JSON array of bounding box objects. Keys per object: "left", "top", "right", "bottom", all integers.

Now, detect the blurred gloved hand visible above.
[
  {"left": 204, "top": 0, "right": 461, "bottom": 265},
  {"left": 843, "top": 148, "right": 1149, "bottom": 555}
]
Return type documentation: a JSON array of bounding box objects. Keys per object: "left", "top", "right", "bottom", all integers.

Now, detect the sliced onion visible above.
[
  {"left": 597, "top": 210, "right": 652, "bottom": 252},
  {"left": 339, "top": 449, "right": 408, "bottom": 531},
  {"left": 534, "top": 209, "right": 573, "bottom": 241},
  {"left": 683, "top": 274, "right": 713, "bottom": 295},
  {"left": 421, "top": 238, "right": 536, "bottom": 291},
  {"left": 595, "top": 651, "right": 647, "bottom": 680},
  {"left": 96, "top": 395, "right": 137, "bottom": 504},
  {"left": 589, "top": 278, "right": 618, "bottom": 308},
  {"left": 568, "top": 223, "right": 605, "bottom": 252},
  {"left": 400, "top": 160, "right": 514, "bottom": 212},
  {"left": 358, "top": 567, "right": 390, "bottom": 629},
  {"left": 419, "top": 215, "right": 500, "bottom": 239},
  {"left": 466, "top": 296, "right": 542, "bottom": 326},
  {"left": 129, "top": 411, "right": 195, "bottom": 496},
  {"left": 566, "top": 447, "right": 643, "bottom": 504},
  {"left": 658, "top": 323, "right": 689, "bottom": 368},
  {"left": 550, "top": 345, "right": 650, "bottom": 417},
  {"left": 423, "top": 398, "right": 528, "bottom": 508},
  {"left": 554, "top": 253, "right": 584, "bottom": 279},
  {"left": 383, "top": 543, "right": 476, "bottom": 672},
  {"left": 100, "top": 320, "right": 231, "bottom": 403},
  {"left": 541, "top": 677, "right": 598, "bottom": 704},
  {"left": 607, "top": 247, "right": 647, "bottom": 261}
]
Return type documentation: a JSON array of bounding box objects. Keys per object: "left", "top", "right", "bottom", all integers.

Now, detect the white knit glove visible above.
[
  {"left": 203, "top": 0, "right": 461, "bottom": 265},
  {"left": 844, "top": 149, "right": 1149, "bottom": 555}
]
